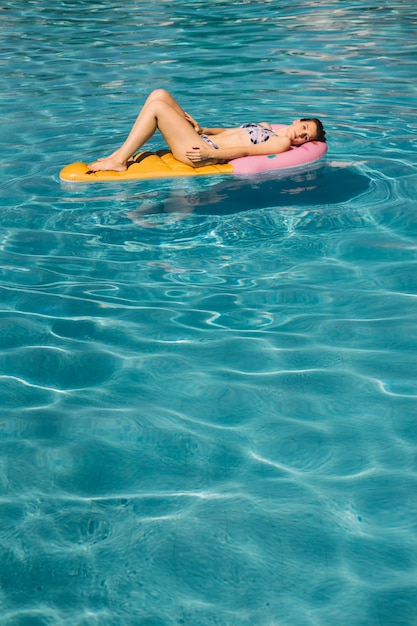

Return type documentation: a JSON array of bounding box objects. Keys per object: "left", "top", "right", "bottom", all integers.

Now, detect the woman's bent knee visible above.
[{"left": 148, "top": 88, "right": 171, "bottom": 103}]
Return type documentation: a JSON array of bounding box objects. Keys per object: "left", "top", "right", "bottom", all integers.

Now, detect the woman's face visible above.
[{"left": 287, "top": 120, "right": 318, "bottom": 145}]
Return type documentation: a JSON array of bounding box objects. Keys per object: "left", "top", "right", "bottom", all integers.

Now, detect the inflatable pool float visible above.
[{"left": 59, "top": 125, "right": 327, "bottom": 183}]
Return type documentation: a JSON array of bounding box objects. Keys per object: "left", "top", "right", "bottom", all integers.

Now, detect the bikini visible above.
[
  {"left": 200, "top": 123, "right": 276, "bottom": 150},
  {"left": 240, "top": 123, "right": 276, "bottom": 144},
  {"left": 200, "top": 134, "right": 220, "bottom": 150}
]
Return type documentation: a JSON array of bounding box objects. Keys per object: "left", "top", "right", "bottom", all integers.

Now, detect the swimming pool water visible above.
[{"left": 1, "top": 1, "right": 417, "bottom": 624}]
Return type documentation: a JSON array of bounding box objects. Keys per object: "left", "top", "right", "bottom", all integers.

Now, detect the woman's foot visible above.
[{"left": 88, "top": 156, "right": 128, "bottom": 172}]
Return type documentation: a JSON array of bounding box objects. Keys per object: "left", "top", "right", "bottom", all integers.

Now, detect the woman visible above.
[{"left": 88, "top": 89, "right": 326, "bottom": 172}]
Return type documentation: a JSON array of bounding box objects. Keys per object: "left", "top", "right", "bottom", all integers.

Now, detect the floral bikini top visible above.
[{"left": 241, "top": 123, "right": 277, "bottom": 145}]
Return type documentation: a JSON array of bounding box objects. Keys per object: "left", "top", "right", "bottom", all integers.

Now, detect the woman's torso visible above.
[{"left": 206, "top": 124, "right": 285, "bottom": 148}]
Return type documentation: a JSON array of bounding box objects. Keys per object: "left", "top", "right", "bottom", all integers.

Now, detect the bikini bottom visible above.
[{"left": 200, "top": 134, "right": 220, "bottom": 149}]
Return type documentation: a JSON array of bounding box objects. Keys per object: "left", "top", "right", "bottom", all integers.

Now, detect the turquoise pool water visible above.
[{"left": 1, "top": 1, "right": 417, "bottom": 624}]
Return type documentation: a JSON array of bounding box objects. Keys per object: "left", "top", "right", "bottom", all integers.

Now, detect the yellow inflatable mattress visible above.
[{"left": 60, "top": 150, "right": 234, "bottom": 182}]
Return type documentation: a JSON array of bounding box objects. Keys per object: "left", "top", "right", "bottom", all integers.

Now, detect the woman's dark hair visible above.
[{"left": 301, "top": 117, "right": 326, "bottom": 143}]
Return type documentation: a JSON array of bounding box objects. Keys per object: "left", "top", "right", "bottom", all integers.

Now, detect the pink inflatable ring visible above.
[{"left": 230, "top": 124, "right": 327, "bottom": 175}]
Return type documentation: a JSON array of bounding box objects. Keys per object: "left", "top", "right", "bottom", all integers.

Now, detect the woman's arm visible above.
[
  {"left": 186, "top": 135, "right": 291, "bottom": 164},
  {"left": 199, "top": 127, "right": 228, "bottom": 135},
  {"left": 183, "top": 113, "right": 229, "bottom": 136},
  {"left": 203, "top": 123, "right": 272, "bottom": 135}
]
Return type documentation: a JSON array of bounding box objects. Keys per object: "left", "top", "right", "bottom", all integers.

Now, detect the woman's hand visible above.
[
  {"left": 184, "top": 112, "right": 203, "bottom": 134},
  {"left": 185, "top": 145, "right": 214, "bottom": 165}
]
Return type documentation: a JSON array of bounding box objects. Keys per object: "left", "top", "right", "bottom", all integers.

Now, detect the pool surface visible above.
[{"left": 1, "top": 1, "right": 417, "bottom": 624}]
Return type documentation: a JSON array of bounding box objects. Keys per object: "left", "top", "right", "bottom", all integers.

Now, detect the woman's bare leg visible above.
[
  {"left": 105, "top": 89, "right": 190, "bottom": 160},
  {"left": 88, "top": 90, "right": 203, "bottom": 171},
  {"left": 144, "top": 88, "right": 188, "bottom": 117}
]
